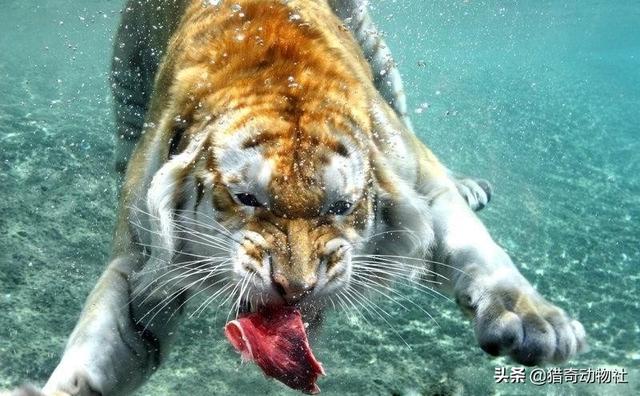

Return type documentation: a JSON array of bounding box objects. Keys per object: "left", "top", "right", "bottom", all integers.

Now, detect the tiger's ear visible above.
[
  {"left": 146, "top": 133, "right": 208, "bottom": 247},
  {"left": 368, "top": 147, "right": 434, "bottom": 257},
  {"left": 128, "top": 134, "right": 208, "bottom": 297}
]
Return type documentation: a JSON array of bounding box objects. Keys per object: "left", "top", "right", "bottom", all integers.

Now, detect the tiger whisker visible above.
[
  {"left": 130, "top": 205, "right": 237, "bottom": 251},
  {"left": 216, "top": 277, "right": 244, "bottom": 319},
  {"left": 352, "top": 259, "right": 446, "bottom": 284},
  {"left": 340, "top": 287, "right": 384, "bottom": 323},
  {"left": 167, "top": 273, "right": 233, "bottom": 322},
  {"left": 361, "top": 228, "right": 420, "bottom": 243},
  {"left": 350, "top": 275, "right": 440, "bottom": 328},
  {"left": 134, "top": 266, "right": 224, "bottom": 323},
  {"left": 173, "top": 216, "right": 241, "bottom": 245},
  {"left": 130, "top": 216, "right": 235, "bottom": 255},
  {"left": 130, "top": 264, "right": 210, "bottom": 305},
  {"left": 343, "top": 285, "right": 411, "bottom": 348},
  {"left": 174, "top": 229, "right": 236, "bottom": 252},
  {"left": 137, "top": 219, "right": 234, "bottom": 253},
  {"left": 351, "top": 264, "right": 451, "bottom": 303},
  {"left": 133, "top": 261, "right": 232, "bottom": 307},
  {"left": 336, "top": 290, "right": 371, "bottom": 327},
  {"left": 334, "top": 291, "right": 363, "bottom": 323},
  {"left": 353, "top": 255, "right": 451, "bottom": 280},
  {"left": 355, "top": 253, "right": 468, "bottom": 277},
  {"left": 134, "top": 240, "right": 230, "bottom": 260},
  {"left": 232, "top": 275, "right": 248, "bottom": 321},
  {"left": 175, "top": 209, "right": 240, "bottom": 243},
  {"left": 173, "top": 220, "right": 239, "bottom": 248},
  {"left": 233, "top": 272, "right": 255, "bottom": 320},
  {"left": 132, "top": 256, "right": 230, "bottom": 277},
  {"left": 327, "top": 295, "right": 337, "bottom": 310},
  {"left": 189, "top": 282, "right": 235, "bottom": 319},
  {"left": 135, "top": 270, "right": 216, "bottom": 330}
]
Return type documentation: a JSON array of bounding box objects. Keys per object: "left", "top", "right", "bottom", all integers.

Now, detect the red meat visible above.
[{"left": 225, "top": 306, "right": 325, "bottom": 394}]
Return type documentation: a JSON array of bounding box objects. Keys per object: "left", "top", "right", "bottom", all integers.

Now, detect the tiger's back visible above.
[{"left": 112, "top": 0, "right": 378, "bottom": 173}]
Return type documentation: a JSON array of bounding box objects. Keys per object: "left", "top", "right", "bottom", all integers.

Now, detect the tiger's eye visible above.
[
  {"left": 236, "top": 193, "right": 262, "bottom": 208},
  {"left": 327, "top": 200, "right": 352, "bottom": 215}
]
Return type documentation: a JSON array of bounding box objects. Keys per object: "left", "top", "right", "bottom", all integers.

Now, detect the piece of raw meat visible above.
[{"left": 225, "top": 306, "right": 325, "bottom": 394}]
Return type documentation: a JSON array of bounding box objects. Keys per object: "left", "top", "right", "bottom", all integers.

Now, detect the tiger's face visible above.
[
  {"left": 140, "top": 105, "right": 431, "bottom": 321},
  {"left": 198, "top": 113, "right": 374, "bottom": 314}
]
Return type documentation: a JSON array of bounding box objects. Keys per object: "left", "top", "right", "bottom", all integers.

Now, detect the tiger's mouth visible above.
[{"left": 238, "top": 297, "right": 325, "bottom": 332}]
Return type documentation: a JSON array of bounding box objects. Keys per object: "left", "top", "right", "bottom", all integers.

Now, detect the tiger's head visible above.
[
  {"left": 137, "top": 109, "right": 432, "bottom": 321},
  {"left": 131, "top": 0, "right": 433, "bottom": 321}
]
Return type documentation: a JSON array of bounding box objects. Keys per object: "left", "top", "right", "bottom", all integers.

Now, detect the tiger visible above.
[{"left": 9, "top": 0, "right": 586, "bottom": 395}]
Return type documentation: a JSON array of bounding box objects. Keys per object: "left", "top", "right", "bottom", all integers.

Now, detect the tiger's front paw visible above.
[
  {"left": 0, "top": 385, "right": 70, "bottom": 396},
  {"left": 42, "top": 366, "right": 100, "bottom": 396},
  {"left": 458, "top": 283, "right": 587, "bottom": 365}
]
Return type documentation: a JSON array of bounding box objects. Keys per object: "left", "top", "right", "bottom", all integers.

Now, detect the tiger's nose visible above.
[{"left": 271, "top": 272, "right": 316, "bottom": 304}]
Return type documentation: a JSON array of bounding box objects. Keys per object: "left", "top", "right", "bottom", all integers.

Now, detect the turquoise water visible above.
[{"left": 0, "top": 1, "right": 638, "bottom": 395}]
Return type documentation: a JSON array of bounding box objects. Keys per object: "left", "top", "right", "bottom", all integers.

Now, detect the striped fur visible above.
[{"left": 329, "top": 0, "right": 411, "bottom": 129}]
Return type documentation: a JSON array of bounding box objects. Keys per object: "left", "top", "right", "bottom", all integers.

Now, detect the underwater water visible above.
[{"left": 0, "top": 0, "right": 638, "bottom": 395}]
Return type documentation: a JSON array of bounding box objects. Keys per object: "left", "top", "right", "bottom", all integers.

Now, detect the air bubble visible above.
[{"left": 287, "top": 76, "right": 299, "bottom": 88}]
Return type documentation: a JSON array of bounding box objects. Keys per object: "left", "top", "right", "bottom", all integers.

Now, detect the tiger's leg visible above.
[
  {"left": 420, "top": 175, "right": 587, "bottom": 365},
  {"left": 111, "top": 23, "right": 145, "bottom": 176},
  {"left": 39, "top": 255, "right": 182, "bottom": 396},
  {"left": 331, "top": 0, "right": 492, "bottom": 212},
  {"left": 110, "top": 2, "right": 161, "bottom": 177}
]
